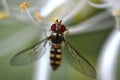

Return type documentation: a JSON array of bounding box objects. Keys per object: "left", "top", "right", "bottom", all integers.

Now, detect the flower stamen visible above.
[
  {"left": 34, "top": 12, "right": 43, "bottom": 23},
  {"left": 20, "top": 2, "right": 29, "bottom": 12},
  {"left": 112, "top": 10, "right": 120, "bottom": 16},
  {"left": 0, "top": 12, "right": 9, "bottom": 19},
  {"left": 19, "top": 2, "right": 40, "bottom": 25},
  {"left": 112, "top": 9, "right": 120, "bottom": 30},
  {"left": 52, "top": 17, "right": 57, "bottom": 23}
]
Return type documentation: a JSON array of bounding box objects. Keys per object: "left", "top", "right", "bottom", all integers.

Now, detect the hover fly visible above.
[{"left": 10, "top": 19, "right": 96, "bottom": 78}]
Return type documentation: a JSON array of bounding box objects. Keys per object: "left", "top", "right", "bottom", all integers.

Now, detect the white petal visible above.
[
  {"left": 97, "top": 29, "right": 120, "bottom": 80},
  {"left": 69, "top": 11, "right": 113, "bottom": 34}
]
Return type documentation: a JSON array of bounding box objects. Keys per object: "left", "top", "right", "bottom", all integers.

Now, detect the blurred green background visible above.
[{"left": 0, "top": 0, "right": 118, "bottom": 80}]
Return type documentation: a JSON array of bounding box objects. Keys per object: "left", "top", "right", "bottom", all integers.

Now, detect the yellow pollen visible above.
[
  {"left": 112, "top": 9, "right": 120, "bottom": 16},
  {"left": 0, "top": 12, "right": 9, "bottom": 19},
  {"left": 52, "top": 17, "right": 57, "bottom": 23},
  {"left": 34, "top": 12, "right": 43, "bottom": 22},
  {"left": 20, "top": 2, "right": 29, "bottom": 12}
]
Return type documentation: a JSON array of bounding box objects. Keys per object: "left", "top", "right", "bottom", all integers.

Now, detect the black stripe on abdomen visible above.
[{"left": 50, "top": 45, "right": 62, "bottom": 70}]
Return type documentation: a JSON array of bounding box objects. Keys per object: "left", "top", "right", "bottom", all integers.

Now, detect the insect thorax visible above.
[{"left": 50, "top": 32, "right": 64, "bottom": 44}]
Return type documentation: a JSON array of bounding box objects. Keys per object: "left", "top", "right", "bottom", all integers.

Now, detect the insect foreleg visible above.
[{"left": 43, "top": 36, "right": 51, "bottom": 47}]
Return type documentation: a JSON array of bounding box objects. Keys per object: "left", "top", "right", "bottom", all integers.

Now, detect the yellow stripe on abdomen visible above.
[{"left": 50, "top": 44, "right": 62, "bottom": 70}]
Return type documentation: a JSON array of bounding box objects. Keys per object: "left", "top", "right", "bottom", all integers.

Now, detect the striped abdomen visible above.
[{"left": 50, "top": 44, "right": 62, "bottom": 70}]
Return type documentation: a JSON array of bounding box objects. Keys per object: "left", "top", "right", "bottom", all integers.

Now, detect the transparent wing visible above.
[
  {"left": 63, "top": 42, "right": 96, "bottom": 78},
  {"left": 10, "top": 38, "right": 48, "bottom": 65}
]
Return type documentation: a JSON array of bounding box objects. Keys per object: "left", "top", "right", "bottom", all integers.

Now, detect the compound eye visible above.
[
  {"left": 51, "top": 24, "right": 56, "bottom": 31},
  {"left": 59, "top": 25, "right": 66, "bottom": 32}
]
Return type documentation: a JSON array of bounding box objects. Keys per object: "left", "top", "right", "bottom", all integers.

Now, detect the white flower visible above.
[
  {"left": 0, "top": 0, "right": 119, "bottom": 80},
  {"left": 85, "top": 0, "right": 120, "bottom": 80},
  {"left": 86, "top": 0, "right": 120, "bottom": 30}
]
